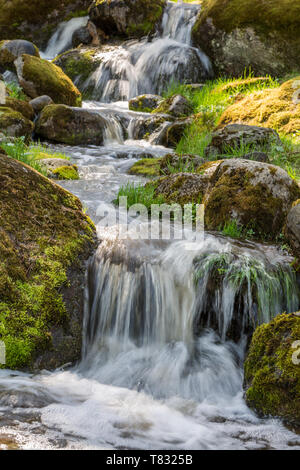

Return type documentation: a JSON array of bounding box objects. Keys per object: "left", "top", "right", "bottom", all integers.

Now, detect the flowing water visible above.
[{"left": 1, "top": 1, "right": 300, "bottom": 451}]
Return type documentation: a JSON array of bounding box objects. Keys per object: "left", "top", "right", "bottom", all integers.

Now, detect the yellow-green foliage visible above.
[
  {"left": 53, "top": 165, "right": 79, "bottom": 180},
  {"left": 219, "top": 77, "right": 300, "bottom": 135},
  {"left": 128, "top": 158, "right": 161, "bottom": 177},
  {"left": 0, "top": 107, "right": 34, "bottom": 138},
  {"left": 20, "top": 54, "right": 82, "bottom": 107},
  {"left": 54, "top": 49, "right": 99, "bottom": 84},
  {"left": 0, "top": 151, "right": 95, "bottom": 369},
  {"left": 194, "top": 0, "right": 300, "bottom": 38},
  {"left": 244, "top": 312, "right": 300, "bottom": 425}
]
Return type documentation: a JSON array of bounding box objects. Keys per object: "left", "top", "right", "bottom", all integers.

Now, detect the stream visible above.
[{"left": 0, "top": 1, "right": 300, "bottom": 451}]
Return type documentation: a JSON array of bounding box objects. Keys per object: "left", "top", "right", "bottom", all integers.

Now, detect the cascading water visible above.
[
  {"left": 81, "top": 2, "right": 212, "bottom": 101},
  {"left": 42, "top": 16, "right": 89, "bottom": 59}
]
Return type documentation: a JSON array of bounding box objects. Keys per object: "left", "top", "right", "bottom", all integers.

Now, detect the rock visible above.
[
  {"left": 3, "top": 96, "right": 34, "bottom": 121},
  {"left": 159, "top": 153, "right": 205, "bottom": 175},
  {"left": 35, "top": 104, "right": 109, "bottom": 145},
  {"left": 38, "top": 158, "right": 79, "bottom": 180},
  {"left": 89, "top": 0, "right": 166, "bottom": 39},
  {"left": 154, "top": 172, "right": 210, "bottom": 206},
  {"left": 148, "top": 118, "right": 191, "bottom": 148},
  {"left": 244, "top": 312, "right": 300, "bottom": 426},
  {"left": 203, "top": 159, "right": 300, "bottom": 238},
  {"left": 15, "top": 54, "right": 82, "bottom": 107},
  {"left": 128, "top": 158, "right": 161, "bottom": 177},
  {"left": 154, "top": 94, "right": 193, "bottom": 117},
  {"left": 0, "top": 1, "right": 91, "bottom": 49},
  {"left": 129, "top": 94, "right": 163, "bottom": 113},
  {"left": 285, "top": 203, "right": 300, "bottom": 259},
  {"left": 0, "top": 39, "right": 39, "bottom": 73},
  {"left": 219, "top": 77, "right": 300, "bottom": 136},
  {"left": 192, "top": 0, "right": 300, "bottom": 77},
  {"left": 0, "top": 106, "right": 34, "bottom": 138},
  {"left": 0, "top": 150, "right": 96, "bottom": 370},
  {"left": 72, "top": 20, "right": 100, "bottom": 48},
  {"left": 205, "top": 124, "right": 281, "bottom": 157},
  {"left": 29, "top": 95, "right": 54, "bottom": 114}
]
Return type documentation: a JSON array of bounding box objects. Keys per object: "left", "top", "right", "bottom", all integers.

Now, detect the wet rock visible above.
[
  {"left": 154, "top": 172, "right": 210, "bottom": 206},
  {"left": 154, "top": 94, "right": 193, "bottom": 117},
  {"left": 39, "top": 158, "right": 79, "bottom": 180},
  {"left": 244, "top": 312, "right": 300, "bottom": 427},
  {"left": 129, "top": 94, "right": 163, "bottom": 113},
  {"left": 29, "top": 95, "right": 54, "bottom": 114},
  {"left": 285, "top": 202, "right": 300, "bottom": 260},
  {"left": 0, "top": 151, "right": 96, "bottom": 370},
  {"left": 205, "top": 124, "right": 281, "bottom": 158},
  {"left": 89, "top": 0, "right": 167, "bottom": 39},
  {"left": 0, "top": 39, "right": 39, "bottom": 73},
  {"left": 149, "top": 118, "right": 191, "bottom": 148},
  {"left": 72, "top": 20, "right": 100, "bottom": 48},
  {"left": 15, "top": 54, "right": 82, "bottom": 107},
  {"left": 159, "top": 153, "right": 205, "bottom": 175},
  {"left": 203, "top": 159, "right": 300, "bottom": 239},
  {"left": 35, "top": 104, "right": 108, "bottom": 145},
  {"left": 0, "top": 106, "right": 34, "bottom": 138}
]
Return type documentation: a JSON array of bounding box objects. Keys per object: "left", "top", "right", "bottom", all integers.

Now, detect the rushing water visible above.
[{"left": 1, "top": 2, "right": 300, "bottom": 451}]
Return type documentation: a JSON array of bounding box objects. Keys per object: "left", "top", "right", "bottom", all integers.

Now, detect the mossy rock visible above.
[
  {"left": 0, "top": 1, "right": 91, "bottom": 49},
  {"left": 153, "top": 94, "right": 193, "bottom": 118},
  {"left": 89, "top": 0, "right": 166, "bottom": 39},
  {"left": 52, "top": 165, "right": 79, "bottom": 180},
  {"left": 0, "top": 106, "right": 34, "bottom": 139},
  {"left": 192, "top": 0, "right": 300, "bottom": 76},
  {"left": 244, "top": 312, "right": 300, "bottom": 427},
  {"left": 153, "top": 172, "right": 209, "bottom": 207},
  {"left": 203, "top": 159, "right": 300, "bottom": 239},
  {"left": 219, "top": 77, "right": 300, "bottom": 136},
  {"left": 0, "top": 150, "right": 96, "bottom": 370},
  {"left": 15, "top": 54, "right": 82, "bottom": 107},
  {"left": 0, "top": 39, "right": 39, "bottom": 73},
  {"left": 4, "top": 97, "right": 34, "bottom": 121},
  {"left": 128, "top": 158, "right": 161, "bottom": 177},
  {"left": 129, "top": 94, "right": 163, "bottom": 113}
]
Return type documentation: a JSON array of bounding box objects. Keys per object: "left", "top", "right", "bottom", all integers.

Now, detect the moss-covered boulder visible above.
[
  {"left": 203, "top": 159, "right": 300, "bottom": 239},
  {"left": 285, "top": 203, "right": 300, "bottom": 260},
  {"left": 39, "top": 157, "right": 79, "bottom": 180},
  {"left": 15, "top": 55, "right": 82, "bottom": 107},
  {"left": 53, "top": 48, "right": 102, "bottom": 97},
  {"left": 0, "top": 106, "right": 34, "bottom": 138},
  {"left": 89, "top": 0, "right": 166, "bottom": 39},
  {"left": 0, "top": 39, "right": 39, "bottom": 73},
  {"left": 0, "top": 150, "right": 96, "bottom": 370},
  {"left": 244, "top": 312, "right": 300, "bottom": 426},
  {"left": 3, "top": 96, "right": 34, "bottom": 121},
  {"left": 219, "top": 78, "right": 300, "bottom": 136},
  {"left": 153, "top": 94, "right": 193, "bottom": 118},
  {"left": 128, "top": 158, "right": 161, "bottom": 177},
  {"left": 192, "top": 0, "right": 300, "bottom": 76},
  {"left": 129, "top": 94, "right": 163, "bottom": 113},
  {"left": 0, "top": 1, "right": 91, "bottom": 49},
  {"left": 35, "top": 104, "right": 108, "bottom": 145}
]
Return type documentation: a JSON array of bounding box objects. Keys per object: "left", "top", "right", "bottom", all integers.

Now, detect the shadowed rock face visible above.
[
  {"left": 0, "top": 39, "right": 40, "bottom": 73},
  {"left": 285, "top": 202, "right": 300, "bottom": 260}
]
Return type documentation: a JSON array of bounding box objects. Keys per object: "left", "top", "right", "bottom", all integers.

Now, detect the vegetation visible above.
[
  {"left": 128, "top": 158, "right": 161, "bottom": 177},
  {"left": 114, "top": 182, "right": 165, "bottom": 211}
]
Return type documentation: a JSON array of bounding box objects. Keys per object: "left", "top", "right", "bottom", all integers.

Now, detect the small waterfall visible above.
[
  {"left": 42, "top": 16, "right": 89, "bottom": 59},
  {"left": 81, "top": 233, "right": 299, "bottom": 400},
  {"left": 83, "top": 2, "right": 212, "bottom": 101}
]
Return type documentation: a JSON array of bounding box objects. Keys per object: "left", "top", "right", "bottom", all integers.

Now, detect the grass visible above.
[
  {"left": 5, "top": 82, "right": 27, "bottom": 101},
  {"left": 114, "top": 182, "right": 165, "bottom": 211}
]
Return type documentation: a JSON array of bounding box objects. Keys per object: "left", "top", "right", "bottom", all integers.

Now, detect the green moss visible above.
[
  {"left": 52, "top": 165, "right": 79, "bottom": 180},
  {"left": 128, "top": 158, "right": 161, "bottom": 177},
  {"left": 0, "top": 107, "right": 34, "bottom": 138},
  {"left": 0, "top": 151, "right": 95, "bottom": 370},
  {"left": 20, "top": 54, "right": 82, "bottom": 107},
  {"left": 4, "top": 97, "right": 34, "bottom": 121},
  {"left": 54, "top": 49, "right": 99, "bottom": 85},
  {"left": 244, "top": 312, "right": 300, "bottom": 425}
]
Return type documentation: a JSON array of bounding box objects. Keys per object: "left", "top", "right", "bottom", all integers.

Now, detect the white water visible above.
[
  {"left": 42, "top": 16, "right": 89, "bottom": 59},
  {"left": 1, "top": 2, "right": 300, "bottom": 451}
]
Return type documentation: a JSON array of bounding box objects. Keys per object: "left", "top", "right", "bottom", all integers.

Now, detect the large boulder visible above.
[
  {"left": 153, "top": 172, "right": 210, "bottom": 206},
  {"left": 129, "top": 94, "right": 163, "bottom": 113},
  {"left": 244, "top": 312, "right": 300, "bottom": 426},
  {"left": 0, "top": 39, "right": 39, "bottom": 73},
  {"left": 35, "top": 104, "right": 109, "bottom": 145},
  {"left": 285, "top": 201, "right": 300, "bottom": 260},
  {"left": 0, "top": 150, "right": 96, "bottom": 370},
  {"left": 89, "top": 0, "right": 166, "bottom": 39},
  {"left": 3, "top": 96, "right": 34, "bottom": 121},
  {"left": 205, "top": 124, "right": 282, "bottom": 158},
  {"left": 153, "top": 94, "right": 193, "bottom": 118},
  {"left": 0, "top": 1, "right": 91, "bottom": 49},
  {"left": 15, "top": 55, "right": 82, "bottom": 107},
  {"left": 0, "top": 106, "right": 34, "bottom": 138},
  {"left": 219, "top": 78, "right": 300, "bottom": 136},
  {"left": 29, "top": 95, "right": 54, "bottom": 114},
  {"left": 192, "top": 0, "right": 300, "bottom": 77},
  {"left": 203, "top": 159, "right": 300, "bottom": 238}
]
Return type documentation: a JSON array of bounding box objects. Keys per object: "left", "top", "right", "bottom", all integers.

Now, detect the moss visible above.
[
  {"left": 0, "top": 107, "right": 34, "bottom": 138},
  {"left": 54, "top": 49, "right": 100, "bottom": 86},
  {"left": 218, "top": 77, "right": 300, "bottom": 136},
  {"left": 153, "top": 173, "right": 207, "bottom": 206},
  {"left": 20, "top": 54, "right": 82, "bottom": 107},
  {"left": 194, "top": 0, "right": 300, "bottom": 39},
  {"left": 4, "top": 97, "right": 34, "bottom": 121},
  {"left": 0, "top": 151, "right": 95, "bottom": 370},
  {"left": 217, "top": 77, "right": 278, "bottom": 95},
  {"left": 244, "top": 312, "right": 300, "bottom": 425},
  {"left": 52, "top": 165, "right": 79, "bottom": 180},
  {"left": 128, "top": 158, "right": 161, "bottom": 177}
]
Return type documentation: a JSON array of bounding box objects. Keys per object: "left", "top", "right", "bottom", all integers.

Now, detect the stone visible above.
[
  {"left": 29, "top": 95, "right": 54, "bottom": 114},
  {"left": 0, "top": 39, "right": 39, "bottom": 72},
  {"left": 129, "top": 94, "right": 163, "bottom": 113},
  {"left": 285, "top": 203, "right": 300, "bottom": 260}
]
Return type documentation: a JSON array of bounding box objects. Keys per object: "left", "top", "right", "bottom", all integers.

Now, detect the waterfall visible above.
[
  {"left": 80, "top": 232, "right": 299, "bottom": 401},
  {"left": 42, "top": 16, "right": 89, "bottom": 59},
  {"left": 82, "top": 2, "right": 212, "bottom": 101}
]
